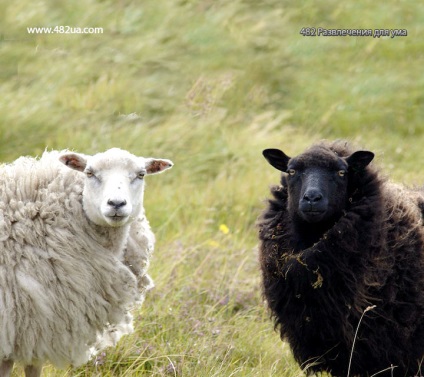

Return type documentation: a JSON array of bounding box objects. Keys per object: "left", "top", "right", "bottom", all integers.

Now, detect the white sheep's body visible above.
[{"left": 0, "top": 148, "right": 173, "bottom": 377}]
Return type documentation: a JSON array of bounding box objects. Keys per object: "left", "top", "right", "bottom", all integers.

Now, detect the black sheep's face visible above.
[
  {"left": 263, "top": 146, "right": 374, "bottom": 224},
  {"left": 286, "top": 160, "right": 348, "bottom": 223}
]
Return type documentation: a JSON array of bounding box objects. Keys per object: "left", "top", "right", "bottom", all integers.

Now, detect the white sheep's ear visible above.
[
  {"left": 59, "top": 153, "right": 88, "bottom": 172},
  {"left": 145, "top": 158, "right": 173, "bottom": 175}
]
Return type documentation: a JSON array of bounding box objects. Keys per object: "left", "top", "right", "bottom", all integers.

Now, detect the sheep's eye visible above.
[
  {"left": 287, "top": 169, "right": 296, "bottom": 176},
  {"left": 86, "top": 171, "right": 94, "bottom": 178},
  {"left": 137, "top": 172, "right": 145, "bottom": 179},
  {"left": 338, "top": 170, "right": 346, "bottom": 177}
]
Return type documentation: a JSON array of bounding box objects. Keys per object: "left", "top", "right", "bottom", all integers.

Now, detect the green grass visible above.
[{"left": 1, "top": 0, "right": 424, "bottom": 376}]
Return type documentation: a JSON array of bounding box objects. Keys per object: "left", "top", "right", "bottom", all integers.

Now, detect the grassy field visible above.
[{"left": 1, "top": 0, "right": 424, "bottom": 376}]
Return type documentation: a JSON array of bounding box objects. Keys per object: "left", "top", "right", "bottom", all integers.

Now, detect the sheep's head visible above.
[
  {"left": 59, "top": 148, "right": 173, "bottom": 227},
  {"left": 263, "top": 144, "right": 374, "bottom": 224}
]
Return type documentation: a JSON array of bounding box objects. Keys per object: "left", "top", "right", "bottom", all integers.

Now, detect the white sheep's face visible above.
[{"left": 59, "top": 148, "right": 173, "bottom": 227}]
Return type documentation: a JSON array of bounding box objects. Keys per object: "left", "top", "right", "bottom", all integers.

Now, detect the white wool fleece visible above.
[{"left": 0, "top": 149, "right": 170, "bottom": 368}]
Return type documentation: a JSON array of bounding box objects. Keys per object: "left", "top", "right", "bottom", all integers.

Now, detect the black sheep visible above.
[{"left": 258, "top": 140, "right": 424, "bottom": 376}]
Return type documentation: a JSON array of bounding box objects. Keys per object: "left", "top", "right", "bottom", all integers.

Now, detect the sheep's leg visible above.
[
  {"left": 24, "top": 365, "right": 42, "bottom": 377},
  {"left": 0, "top": 360, "right": 14, "bottom": 377}
]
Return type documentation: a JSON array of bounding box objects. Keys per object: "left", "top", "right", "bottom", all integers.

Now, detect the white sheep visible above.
[{"left": 0, "top": 148, "right": 173, "bottom": 377}]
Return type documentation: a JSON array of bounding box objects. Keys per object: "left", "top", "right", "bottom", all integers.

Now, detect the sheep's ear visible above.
[
  {"left": 145, "top": 158, "right": 173, "bottom": 175},
  {"left": 59, "top": 153, "right": 88, "bottom": 172},
  {"left": 345, "top": 151, "right": 374, "bottom": 172},
  {"left": 262, "top": 148, "right": 291, "bottom": 172}
]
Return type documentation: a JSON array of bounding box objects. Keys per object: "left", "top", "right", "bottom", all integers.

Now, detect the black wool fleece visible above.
[{"left": 258, "top": 140, "right": 424, "bottom": 377}]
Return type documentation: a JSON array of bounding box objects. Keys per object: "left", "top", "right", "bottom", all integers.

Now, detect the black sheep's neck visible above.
[{"left": 290, "top": 215, "right": 338, "bottom": 251}]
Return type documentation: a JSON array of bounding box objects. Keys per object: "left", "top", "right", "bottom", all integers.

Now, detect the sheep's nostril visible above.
[
  {"left": 303, "top": 191, "right": 323, "bottom": 203},
  {"left": 107, "top": 199, "right": 127, "bottom": 209}
]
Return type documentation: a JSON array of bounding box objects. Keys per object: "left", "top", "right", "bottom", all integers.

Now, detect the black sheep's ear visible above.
[
  {"left": 345, "top": 151, "right": 374, "bottom": 172},
  {"left": 262, "top": 148, "right": 291, "bottom": 172}
]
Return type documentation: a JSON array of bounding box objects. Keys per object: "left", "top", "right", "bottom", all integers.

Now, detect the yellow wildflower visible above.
[{"left": 219, "top": 224, "right": 230, "bottom": 235}]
